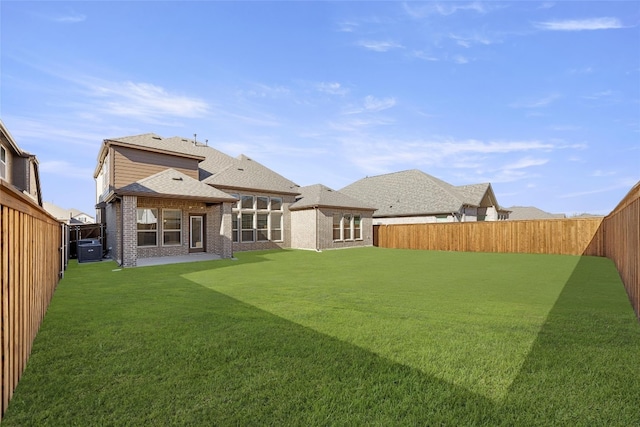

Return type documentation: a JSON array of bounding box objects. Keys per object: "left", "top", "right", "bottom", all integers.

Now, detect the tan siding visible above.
[{"left": 113, "top": 146, "right": 199, "bottom": 188}]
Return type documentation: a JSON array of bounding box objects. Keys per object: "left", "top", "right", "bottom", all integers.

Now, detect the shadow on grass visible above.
[
  {"left": 501, "top": 256, "right": 640, "bottom": 425},
  {"left": 5, "top": 253, "right": 639, "bottom": 425},
  {"left": 3, "top": 257, "right": 497, "bottom": 426}
]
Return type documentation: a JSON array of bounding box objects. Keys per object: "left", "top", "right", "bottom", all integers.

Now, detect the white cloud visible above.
[
  {"left": 502, "top": 157, "right": 549, "bottom": 170},
  {"left": 535, "top": 17, "right": 623, "bottom": 31},
  {"left": 452, "top": 55, "right": 470, "bottom": 64},
  {"left": 90, "top": 81, "right": 210, "bottom": 119},
  {"left": 44, "top": 11, "right": 86, "bottom": 23},
  {"left": 343, "top": 137, "right": 573, "bottom": 176},
  {"left": 510, "top": 94, "right": 561, "bottom": 108},
  {"left": 357, "top": 40, "right": 404, "bottom": 52},
  {"left": 449, "top": 33, "right": 494, "bottom": 48},
  {"left": 583, "top": 90, "right": 613, "bottom": 100},
  {"left": 559, "top": 178, "right": 637, "bottom": 198},
  {"left": 404, "top": 2, "right": 488, "bottom": 18},
  {"left": 337, "top": 21, "right": 358, "bottom": 33},
  {"left": 411, "top": 51, "right": 439, "bottom": 61},
  {"left": 363, "top": 95, "right": 396, "bottom": 112},
  {"left": 317, "top": 82, "right": 349, "bottom": 96}
]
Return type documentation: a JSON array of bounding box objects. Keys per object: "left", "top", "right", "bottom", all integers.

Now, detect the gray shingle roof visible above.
[
  {"left": 289, "top": 184, "right": 375, "bottom": 211},
  {"left": 118, "top": 169, "right": 236, "bottom": 202},
  {"left": 507, "top": 206, "right": 567, "bottom": 220},
  {"left": 340, "top": 169, "right": 496, "bottom": 217},
  {"left": 106, "top": 134, "right": 299, "bottom": 195},
  {"left": 202, "top": 154, "right": 300, "bottom": 195}
]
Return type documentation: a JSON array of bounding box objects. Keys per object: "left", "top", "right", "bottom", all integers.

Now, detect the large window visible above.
[
  {"left": 163, "top": 209, "right": 182, "bottom": 246},
  {"left": 233, "top": 194, "right": 284, "bottom": 243},
  {"left": 333, "top": 213, "right": 363, "bottom": 241},
  {"left": 137, "top": 208, "right": 158, "bottom": 247}
]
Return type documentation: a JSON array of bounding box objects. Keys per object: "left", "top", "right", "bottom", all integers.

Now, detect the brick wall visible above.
[
  {"left": 105, "top": 200, "right": 120, "bottom": 263},
  {"left": 121, "top": 195, "right": 137, "bottom": 267},
  {"left": 290, "top": 209, "right": 317, "bottom": 250},
  {"left": 231, "top": 193, "right": 296, "bottom": 252},
  {"left": 316, "top": 208, "right": 373, "bottom": 250},
  {"left": 135, "top": 197, "right": 233, "bottom": 261}
]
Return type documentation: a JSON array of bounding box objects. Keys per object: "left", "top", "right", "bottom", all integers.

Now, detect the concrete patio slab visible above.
[{"left": 136, "top": 253, "right": 222, "bottom": 267}]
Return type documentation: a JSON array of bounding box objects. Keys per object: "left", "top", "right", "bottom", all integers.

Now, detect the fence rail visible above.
[{"left": 0, "top": 180, "right": 62, "bottom": 418}]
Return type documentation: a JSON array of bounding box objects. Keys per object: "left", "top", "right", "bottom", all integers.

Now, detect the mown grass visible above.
[{"left": 3, "top": 248, "right": 639, "bottom": 426}]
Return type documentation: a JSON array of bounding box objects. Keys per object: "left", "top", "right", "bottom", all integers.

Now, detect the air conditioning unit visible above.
[{"left": 78, "top": 241, "right": 102, "bottom": 263}]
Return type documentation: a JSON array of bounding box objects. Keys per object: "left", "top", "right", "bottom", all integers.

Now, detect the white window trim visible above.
[
  {"left": 233, "top": 194, "right": 284, "bottom": 243},
  {"left": 137, "top": 208, "right": 158, "bottom": 247},
  {"left": 162, "top": 209, "right": 182, "bottom": 246}
]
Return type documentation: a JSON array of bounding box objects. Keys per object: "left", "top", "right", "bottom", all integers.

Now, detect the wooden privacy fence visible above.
[
  {"left": 375, "top": 217, "right": 604, "bottom": 256},
  {"left": 593, "top": 182, "right": 640, "bottom": 320},
  {"left": 0, "top": 180, "right": 63, "bottom": 418},
  {"left": 374, "top": 181, "right": 640, "bottom": 319}
]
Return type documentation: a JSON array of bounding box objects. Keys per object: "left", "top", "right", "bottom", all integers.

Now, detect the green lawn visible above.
[{"left": 4, "top": 248, "right": 639, "bottom": 426}]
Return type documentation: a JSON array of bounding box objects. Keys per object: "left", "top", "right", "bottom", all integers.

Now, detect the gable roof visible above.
[
  {"left": 202, "top": 154, "right": 300, "bottom": 195},
  {"left": 340, "top": 169, "right": 497, "bottom": 218},
  {"left": 99, "top": 134, "right": 299, "bottom": 195},
  {"left": 508, "top": 206, "right": 566, "bottom": 220},
  {"left": 289, "top": 184, "right": 375, "bottom": 211},
  {"left": 116, "top": 169, "right": 236, "bottom": 202}
]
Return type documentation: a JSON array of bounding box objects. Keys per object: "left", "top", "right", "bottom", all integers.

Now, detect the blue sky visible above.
[{"left": 2, "top": 1, "right": 638, "bottom": 217}]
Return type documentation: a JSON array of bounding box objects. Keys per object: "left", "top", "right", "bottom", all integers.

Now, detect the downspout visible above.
[{"left": 315, "top": 207, "right": 320, "bottom": 252}]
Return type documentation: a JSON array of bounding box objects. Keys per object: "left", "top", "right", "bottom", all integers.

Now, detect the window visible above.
[
  {"left": 257, "top": 213, "right": 268, "bottom": 241},
  {"left": 257, "top": 196, "right": 269, "bottom": 210},
  {"left": 137, "top": 208, "right": 158, "bottom": 247},
  {"left": 343, "top": 214, "right": 352, "bottom": 240},
  {"left": 163, "top": 210, "right": 182, "bottom": 246},
  {"left": 271, "top": 197, "right": 282, "bottom": 210},
  {"left": 333, "top": 214, "right": 342, "bottom": 240},
  {"left": 241, "top": 195, "right": 254, "bottom": 209},
  {"left": 354, "top": 215, "right": 362, "bottom": 240},
  {"left": 233, "top": 194, "right": 285, "bottom": 243},
  {"left": 271, "top": 212, "right": 282, "bottom": 241},
  {"left": 232, "top": 213, "right": 239, "bottom": 242},
  {"left": 0, "top": 146, "right": 6, "bottom": 180},
  {"left": 241, "top": 213, "right": 255, "bottom": 242},
  {"left": 333, "top": 213, "right": 361, "bottom": 241},
  {"left": 436, "top": 215, "right": 449, "bottom": 223}
]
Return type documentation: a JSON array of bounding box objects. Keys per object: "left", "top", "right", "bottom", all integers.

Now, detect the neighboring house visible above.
[
  {"left": 289, "top": 184, "right": 376, "bottom": 251},
  {"left": 508, "top": 206, "right": 566, "bottom": 220},
  {"left": 43, "top": 202, "right": 95, "bottom": 224},
  {"left": 94, "top": 133, "right": 374, "bottom": 267},
  {"left": 0, "top": 119, "right": 43, "bottom": 206},
  {"left": 341, "top": 169, "right": 510, "bottom": 225}
]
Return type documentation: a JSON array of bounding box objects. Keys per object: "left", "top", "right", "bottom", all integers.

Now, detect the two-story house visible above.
[
  {"left": 94, "top": 133, "right": 375, "bottom": 267},
  {"left": 0, "top": 119, "right": 43, "bottom": 206}
]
